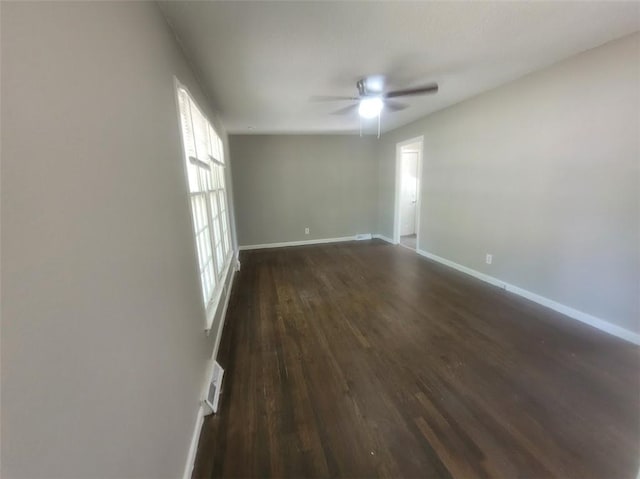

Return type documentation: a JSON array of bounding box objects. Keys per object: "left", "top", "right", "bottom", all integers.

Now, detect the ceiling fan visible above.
[{"left": 313, "top": 75, "right": 439, "bottom": 136}]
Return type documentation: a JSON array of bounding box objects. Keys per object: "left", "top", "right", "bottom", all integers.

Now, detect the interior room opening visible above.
[{"left": 395, "top": 138, "right": 423, "bottom": 250}]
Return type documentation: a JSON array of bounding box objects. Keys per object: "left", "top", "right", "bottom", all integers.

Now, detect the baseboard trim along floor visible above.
[
  {"left": 416, "top": 248, "right": 640, "bottom": 345},
  {"left": 239, "top": 236, "right": 357, "bottom": 251},
  {"left": 240, "top": 234, "right": 637, "bottom": 344}
]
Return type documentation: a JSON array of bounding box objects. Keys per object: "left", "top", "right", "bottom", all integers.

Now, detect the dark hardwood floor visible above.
[{"left": 193, "top": 240, "right": 639, "bottom": 479}]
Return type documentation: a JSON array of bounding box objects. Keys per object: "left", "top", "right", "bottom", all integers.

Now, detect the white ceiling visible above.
[{"left": 159, "top": 1, "right": 639, "bottom": 134}]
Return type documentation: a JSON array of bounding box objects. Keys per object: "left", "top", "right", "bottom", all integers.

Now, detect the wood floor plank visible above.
[{"left": 193, "top": 240, "right": 639, "bottom": 479}]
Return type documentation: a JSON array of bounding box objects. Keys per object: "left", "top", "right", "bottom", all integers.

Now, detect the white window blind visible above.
[{"left": 176, "top": 84, "right": 233, "bottom": 327}]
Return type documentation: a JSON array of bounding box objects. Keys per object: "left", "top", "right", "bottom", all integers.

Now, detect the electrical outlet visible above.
[
  {"left": 305, "top": 227, "right": 310, "bottom": 235},
  {"left": 486, "top": 254, "right": 493, "bottom": 265}
]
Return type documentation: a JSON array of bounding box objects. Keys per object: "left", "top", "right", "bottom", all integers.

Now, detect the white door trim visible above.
[{"left": 394, "top": 136, "right": 424, "bottom": 247}]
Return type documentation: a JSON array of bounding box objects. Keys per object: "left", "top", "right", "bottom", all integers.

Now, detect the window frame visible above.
[{"left": 174, "top": 79, "right": 233, "bottom": 330}]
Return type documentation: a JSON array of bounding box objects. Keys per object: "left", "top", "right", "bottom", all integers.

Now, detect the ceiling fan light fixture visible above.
[
  {"left": 365, "top": 75, "right": 384, "bottom": 93},
  {"left": 358, "top": 97, "right": 383, "bottom": 119}
]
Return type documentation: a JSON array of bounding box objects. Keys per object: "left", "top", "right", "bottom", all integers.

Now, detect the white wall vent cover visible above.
[
  {"left": 205, "top": 361, "right": 224, "bottom": 414},
  {"left": 355, "top": 233, "right": 373, "bottom": 240}
]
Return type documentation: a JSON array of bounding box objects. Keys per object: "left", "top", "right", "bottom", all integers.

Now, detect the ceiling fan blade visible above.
[
  {"left": 331, "top": 104, "right": 359, "bottom": 115},
  {"left": 310, "top": 95, "right": 360, "bottom": 102},
  {"left": 384, "top": 100, "right": 408, "bottom": 112},
  {"left": 384, "top": 83, "right": 438, "bottom": 98}
]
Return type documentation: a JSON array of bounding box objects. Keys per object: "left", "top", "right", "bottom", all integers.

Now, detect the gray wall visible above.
[
  {"left": 1, "top": 2, "right": 236, "bottom": 477},
  {"left": 230, "top": 135, "right": 378, "bottom": 246},
  {"left": 377, "top": 32, "right": 640, "bottom": 334}
]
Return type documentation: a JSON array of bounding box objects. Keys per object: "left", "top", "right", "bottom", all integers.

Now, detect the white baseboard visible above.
[
  {"left": 182, "top": 405, "right": 205, "bottom": 479},
  {"left": 355, "top": 233, "right": 373, "bottom": 240},
  {"left": 373, "top": 234, "right": 395, "bottom": 244},
  {"left": 240, "top": 234, "right": 400, "bottom": 250},
  {"left": 239, "top": 236, "right": 356, "bottom": 251},
  {"left": 416, "top": 249, "right": 640, "bottom": 345},
  {"left": 182, "top": 254, "right": 238, "bottom": 479}
]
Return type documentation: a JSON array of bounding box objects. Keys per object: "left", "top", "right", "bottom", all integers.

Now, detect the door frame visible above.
[{"left": 394, "top": 136, "right": 424, "bottom": 248}]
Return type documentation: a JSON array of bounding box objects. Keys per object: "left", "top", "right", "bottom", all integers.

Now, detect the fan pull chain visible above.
[
  {"left": 377, "top": 112, "right": 381, "bottom": 139},
  {"left": 359, "top": 115, "right": 362, "bottom": 137}
]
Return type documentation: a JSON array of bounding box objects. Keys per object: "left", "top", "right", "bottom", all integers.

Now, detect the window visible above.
[{"left": 176, "top": 82, "right": 233, "bottom": 328}]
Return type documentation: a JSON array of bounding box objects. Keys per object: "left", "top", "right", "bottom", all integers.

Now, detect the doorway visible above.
[{"left": 394, "top": 136, "right": 423, "bottom": 250}]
